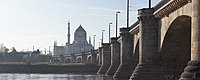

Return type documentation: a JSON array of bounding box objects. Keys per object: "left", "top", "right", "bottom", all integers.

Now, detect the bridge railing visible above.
[
  {"left": 154, "top": 0, "right": 170, "bottom": 11},
  {"left": 129, "top": 0, "right": 171, "bottom": 29},
  {"left": 130, "top": 20, "right": 139, "bottom": 29}
]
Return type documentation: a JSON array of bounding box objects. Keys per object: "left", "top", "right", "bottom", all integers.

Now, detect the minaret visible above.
[{"left": 67, "top": 21, "right": 70, "bottom": 44}]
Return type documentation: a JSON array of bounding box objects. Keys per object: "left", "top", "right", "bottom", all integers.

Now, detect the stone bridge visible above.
[
  {"left": 52, "top": 49, "right": 101, "bottom": 64},
  {"left": 97, "top": 0, "right": 200, "bottom": 80}
]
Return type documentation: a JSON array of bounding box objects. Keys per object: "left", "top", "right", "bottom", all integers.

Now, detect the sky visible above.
[{"left": 0, "top": 0, "right": 160, "bottom": 53}]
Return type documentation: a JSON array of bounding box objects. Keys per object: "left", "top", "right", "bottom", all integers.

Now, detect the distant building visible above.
[{"left": 53, "top": 22, "right": 94, "bottom": 56}]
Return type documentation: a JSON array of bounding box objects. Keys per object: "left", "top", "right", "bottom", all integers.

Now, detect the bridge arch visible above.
[
  {"left": 160, "top": 15, "right": 191, "bottom": 79},
  {"left": 86, "top": 55, "right": 92, "bottom": 62},
  {"left": 76, "top": 57, "right": 82, "bottom": 63},
  {"left": 159, "top": 2, "right": 192, "bottom": 48},
  {"left": 53, "top": 58, "right": 60, "bottom": 63},
  {"left": 65, "top": 58, "right": 71, "bottom": 63}
]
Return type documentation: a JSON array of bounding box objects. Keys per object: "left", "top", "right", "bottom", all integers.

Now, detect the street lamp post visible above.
[
  {"left": 149, "top": 0, "right": 151, "bottom": 8},
  {"left": 109, "top": 22, "right": 112, "bottom": 43},
  {"left": 102, "top": 30, "right": 105, "bottom": 45},
  {"left": 93, "top": 35, "right": 96, "bottom": 49},
  {"left": 116, "top": 11, "right": 120, "bottom": 38},
  {"left": 127, "top": 0, "right": 130, "bottom": 28}
]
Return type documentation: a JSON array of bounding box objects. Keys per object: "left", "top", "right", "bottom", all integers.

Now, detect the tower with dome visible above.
[{"left": 53, "top": 22, "right": 94, "bottom": 56}]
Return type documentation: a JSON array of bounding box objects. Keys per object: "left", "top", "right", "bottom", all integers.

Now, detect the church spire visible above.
[{"left": 67, "top": 20, "right": 70, "bottom": 44}]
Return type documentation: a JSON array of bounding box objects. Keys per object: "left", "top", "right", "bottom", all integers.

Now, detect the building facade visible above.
[{"left": 53, "top": 23, "right": 94, "bottom": 56}]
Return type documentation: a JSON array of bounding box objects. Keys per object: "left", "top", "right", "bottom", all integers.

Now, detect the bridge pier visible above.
[
  {"left": 180, "top": 0, "right": 200, "bottom": 80},
  {"left": 91, "top": 50, "right": 97, "bottom": 64},
  {"left": 81, "top": 52, "right": 86, "bottom": 63},
  {"left": 130, "top": 8, "right": 162, "bottom": 80},
  {"left": 113, "top": 28, "right": 134, "bottom": 80},
  {"left": 70, "top": 53, "right": 76, "bottom": 63},
  {"left": 106, "top": 37, "right": 120, "bottom": 76},
  {"left": 97, "top": 47, "right": 103, "bottom": 65},
  {"left": 97, "top": 43, "right": 111, "bottom": 74}
]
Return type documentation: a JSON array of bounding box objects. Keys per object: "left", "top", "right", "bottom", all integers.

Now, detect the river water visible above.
[{"left": 0, "top": 73, "right": 112, "bottom": 80}]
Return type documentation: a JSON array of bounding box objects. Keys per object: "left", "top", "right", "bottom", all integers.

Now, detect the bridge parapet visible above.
[
  {"left": 154, "top": 0, "right": 191, "bottom": 18},
  {"left": 154, "top": 0, "right": 170, "bottom": 11},
  {"left": 129, "top": 21, "right": 139, "bottom": 35}
]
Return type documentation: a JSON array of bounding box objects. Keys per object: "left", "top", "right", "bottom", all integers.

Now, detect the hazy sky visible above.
[{"left": 0, "top": 0, "right": 160, "bottom": 52}]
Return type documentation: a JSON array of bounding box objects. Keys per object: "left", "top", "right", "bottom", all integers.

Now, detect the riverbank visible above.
[{"left": 0, "top": 63, "right": 100, "bottom": 74}]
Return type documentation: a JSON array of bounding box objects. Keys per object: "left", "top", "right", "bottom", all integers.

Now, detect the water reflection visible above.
[{"left": 0, "top": 73, "right": 113, "bottom": 80}]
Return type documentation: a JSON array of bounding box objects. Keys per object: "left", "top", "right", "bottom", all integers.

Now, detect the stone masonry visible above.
[
  {"left": 113, "top": 28, "right": 134, "bottom": 80},
  {"left": 97, "top": 43, "right": 111, "bottom": 74}
]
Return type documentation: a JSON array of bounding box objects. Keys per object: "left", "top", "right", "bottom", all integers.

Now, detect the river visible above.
[{"left": 0, "top": 73, "right": 112, "bottom": 80}]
